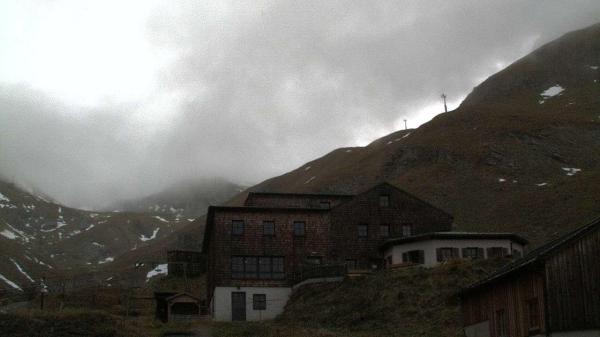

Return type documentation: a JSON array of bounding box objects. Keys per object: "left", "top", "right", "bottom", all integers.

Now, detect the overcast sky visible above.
[{"left": 1, "top": 0, "right": 600, "bottom": 209}]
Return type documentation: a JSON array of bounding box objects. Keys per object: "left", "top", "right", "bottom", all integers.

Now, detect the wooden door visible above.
[{"left": 231, "top": 292, "right": 246, "bottom": 321}]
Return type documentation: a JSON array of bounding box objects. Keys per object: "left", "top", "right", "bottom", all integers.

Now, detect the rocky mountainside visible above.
[
  {"left": 0, "top": 180, "right": 194, "bottom": 292},
  {"left": 226, "top": 23, "right": 600, "bottom": 247},
  {"left": 107, "top": 178, "right": 245, "bottom": 218}
]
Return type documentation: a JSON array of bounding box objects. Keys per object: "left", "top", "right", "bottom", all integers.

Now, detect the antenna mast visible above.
[{"left": 441, "top": 94, "right": 448, "bottom": 113}]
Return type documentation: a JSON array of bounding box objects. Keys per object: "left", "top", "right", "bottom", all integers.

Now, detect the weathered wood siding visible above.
[
  {"left": 545, "top": 225, "right": 600, "bottom": 331},
  {"left": 462, "top": 269, "right": 546, "bottom": 337}
]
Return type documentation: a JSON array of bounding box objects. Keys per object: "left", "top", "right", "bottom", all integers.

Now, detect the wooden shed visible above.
[
  {"left": 155, "top": 292, "right": 202, "bottom": 322},
  {"left": 460, "top": 217, "right": 600, "bottom": 337}
]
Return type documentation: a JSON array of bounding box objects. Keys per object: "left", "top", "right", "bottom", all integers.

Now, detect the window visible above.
[
  {"left": 232, "top": 220, "right": 244, "bottom": 236},
  {"left": 358, "top": 224, "right": 368, "bottom": 237},
  {"left": 305, "top": 256, "right": 322, "bottom": 265},
  {"left": 231, "top": 256, "right": 244, "bottom": 278},
  {"left": 293, "top": 221, "right": 305, "bottom": 236},
  {"left": 345, "top": 259, "right": 357, "bottom": 270},
  {"left": 379, "top": 195, "right": 390, "bottom": 207},
  {"left": 402, "top": 250, "right": 425, "bottom": 264},
  {"left": 263, "top": 221, "right": 274, "bottom": 236},
  {"left": 253, "top": 294, "right": 266, "bottom": 310},
  {"left": 436, "top": 247, "right": 459, "bottom": 262},
  {"left": 233, "top": 256, "right": 285, "bottom": 279},
  {"left": 462, "top": 247, "right": 484, "bottom": 259},
  {"left": 401, "top": 224, "right": 412, "bottom": 236},
  {"left": 487, "top": 247, "right": 509, "bottom": 258},
  {"left": 244, "top": 257, "right": 257, "bottom": 279},
  {"left": 379, "top": 224, "right": 390, "bottom": 237},
  {"left": 319, "top": 201, "right": 331, "bottom": 209},
  {"left": 495, "top": 309, "right": 508, "bottom": 337},
  {"left": 527, "top": 298, "right": 540, "bottom": 331}
]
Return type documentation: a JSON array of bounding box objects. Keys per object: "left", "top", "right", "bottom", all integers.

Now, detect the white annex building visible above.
[{"left": 380, "top": 232, "right": 528, "bottom": 268}]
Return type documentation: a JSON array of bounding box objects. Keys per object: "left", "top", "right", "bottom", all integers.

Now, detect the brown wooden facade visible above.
[
  {"left": 203, "top": 183, "right": 454, "bottom": 303},
  {"left": 461, "top": 217, "right": 600, "bottom": 337}
]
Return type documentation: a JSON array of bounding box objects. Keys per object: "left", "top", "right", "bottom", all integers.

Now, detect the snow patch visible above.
[
  {"left": 146, "top": 264, "right": 168, "bottom": 281},
  {"left": 153, "top": 216, "right": 168, "bottom": 223},
  {"left": 345, "top": 149, "right": 352, "bottom": 153},
  {"left": 0, "top": 192, "right": 10, "bottom": 202},
  {"left": 92, "top": 241, "right": 104, "bottom": 247},
  {"left": 140, "top": 228, "right": 160, "bottom": 242},
  {"left": 538, "top": 85, "right": 564, "bottom": 104},
  {"left": 590, "top": 65, "right": 599, "bottom": 70},
  {"left": 304, "top": 166, "right": 311, "bottom": 171},
  {"left": 562, "top": 167, "right": 581, "bottom": 176},
  {"left": 1, "top": 229, "right": 17, "bottom": 240},
  {"left": 98, "top": 257, "right": 114, "bottom": 264},
  {"left": 10, "top": 258, "right": 34, "bottom": 283},
  {"left": 536, "top": 182, "right": 548, "bottom": 187},
  {"left": 498, "top": 178, "right": 506, "bottom": 183},
  {"left": 304, "top": 176, "right": 316, "bottom": 184},
  {"left": 0, "top": 273, "right": 22, "bottom": 291}
]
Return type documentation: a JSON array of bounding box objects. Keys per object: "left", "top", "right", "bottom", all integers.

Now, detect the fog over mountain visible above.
[{"left": 1, "top": 0, "right": 600, "bottom": 209}]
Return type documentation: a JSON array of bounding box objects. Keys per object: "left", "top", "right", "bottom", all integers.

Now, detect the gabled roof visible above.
[
  {"left": 166, "top": 292, "right": 201, "bottom": 302},
  {"left": 462, "top": 216, "right": 600, "bottom": 295},
  {"left": 379, "top": 231, "right": 529, "bottom": 251},
  {"left": 246, "top": 191, "right": 354, "bottom": 199}
]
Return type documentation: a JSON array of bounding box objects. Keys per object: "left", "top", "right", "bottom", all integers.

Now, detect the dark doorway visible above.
[{"left": 231, "top": 292, "right": 246, "bottom": 321}]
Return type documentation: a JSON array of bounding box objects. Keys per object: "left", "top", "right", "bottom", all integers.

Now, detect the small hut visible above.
[{"left": 155, "top": 292, "right": 202, "bottom": 322}]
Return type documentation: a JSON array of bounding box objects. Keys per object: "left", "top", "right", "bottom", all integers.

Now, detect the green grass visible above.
[
  {"left": 212, "top": 259, "right": 507, "bottom": 337},
  {"left": 0, "top": 308, "right": 144, "bottom": 337}
]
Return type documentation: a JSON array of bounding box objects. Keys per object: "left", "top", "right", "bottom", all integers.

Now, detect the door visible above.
[{"left": 231, "top": 292, "right": 246, "bottom": 321}]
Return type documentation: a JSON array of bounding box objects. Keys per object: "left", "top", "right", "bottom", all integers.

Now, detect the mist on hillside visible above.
[{"left": 1, "top": 0, "right": 600, "bottom": 209}]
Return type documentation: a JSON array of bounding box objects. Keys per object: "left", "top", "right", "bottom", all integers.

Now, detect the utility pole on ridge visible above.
[{"left": 441, "top": 94, "right": 448, "bottom": 113}]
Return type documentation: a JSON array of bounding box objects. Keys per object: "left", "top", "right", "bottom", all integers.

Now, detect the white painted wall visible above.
[
  {"left": 550, "top": 330, "right": 600, "bottom": 337},
  {"left": 212, "top": 286, "right": 291, "bottom": 321},
  {"left": 383, "top": 238, "right": 524, "bottom": 267},
  {"left": 464, "top": 321, "right": 491, "bottom": 337}
]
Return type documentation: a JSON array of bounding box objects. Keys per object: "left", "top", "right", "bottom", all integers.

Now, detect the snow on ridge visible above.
[
  {"left": 0, "top": 192, "right": 10, "bottom": 202},
  {"left": 140, "top": 228, "right": 160, "bottom": 242},
  {"left": 562, "top": 167, "right": 581, "bottom": 176},
  {"left": 146, "top": 263, "right": 168, "bottom": 281},
  {"left": 0, "top": 273, "right": 22, "bottom": 291},
  {"left": 10, "top": 258, "right": 35, "bottom": 283}
]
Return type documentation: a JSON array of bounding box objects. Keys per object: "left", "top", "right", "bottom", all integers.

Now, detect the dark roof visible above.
[
  {"left": 379, "top": 231, "right": 529, "bottom": 251},
  {"left": 166, "top": 292, "right": 201, "bottom": 302},
  {"left": 246, "top": 191, "right": 353, "bottom": 198},
  {"left": 462, "top": 216, "right": 600, "bottom": 295}
]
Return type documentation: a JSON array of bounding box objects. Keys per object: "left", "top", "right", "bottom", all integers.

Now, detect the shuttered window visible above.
[
  {"left": 379, "top": 224, "right": 390, "bottom": 237},
  {"left": 401, "top": 224, "right": 413, "bottom": 237},
  {"left": 231, "top": 256, "right": 244, "bottom": 278},
  {"left": 436, "top": 247, "right": 459, "bottom": 262},
  {"left": 487, "top": 247, "right": 509, "bottom": 258},
  {"left": 462, "top": 247, "right": 484, "bottom": 259},
  {"left": 402, "top": 250, "right": 425, "bottom": 264},
  {"left": 379, "top": 195, "right": 390, "bottom": 207}
]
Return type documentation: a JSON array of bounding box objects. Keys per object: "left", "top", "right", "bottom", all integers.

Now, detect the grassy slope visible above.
[{"left": 213, "top": 259, "right": 507, "bottom": 337}]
